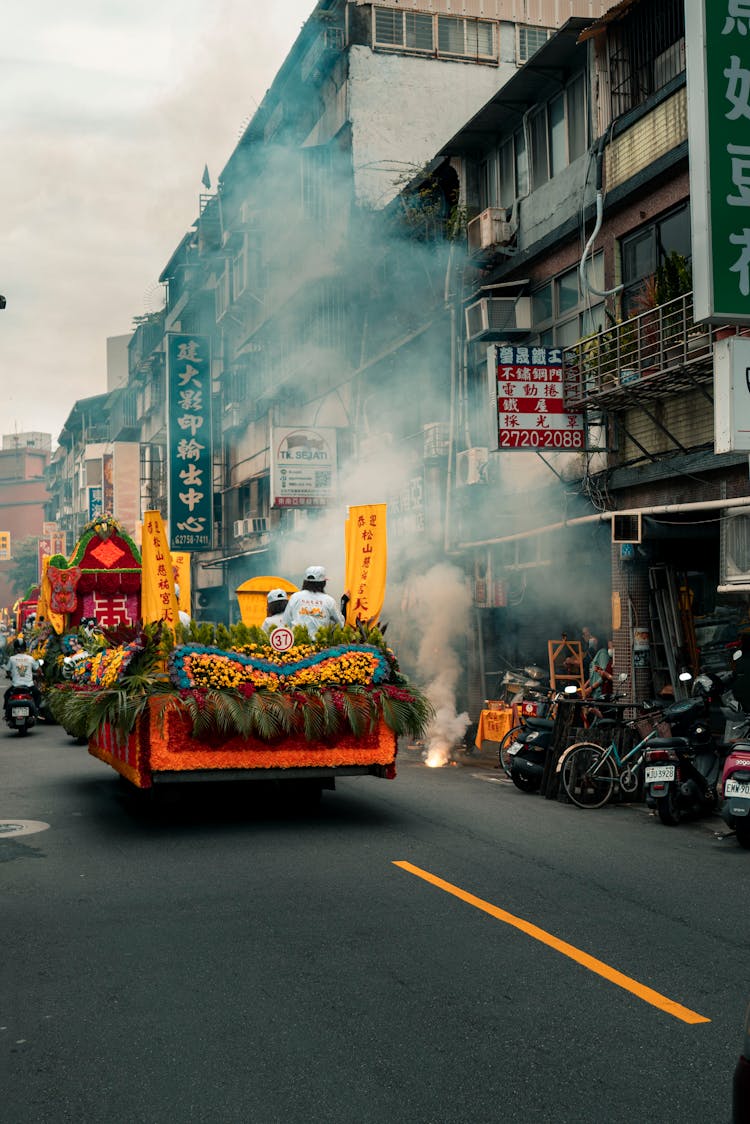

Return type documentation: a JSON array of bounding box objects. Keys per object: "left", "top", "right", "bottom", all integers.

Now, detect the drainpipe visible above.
[
  {"left": 457, "top": 494, "right": 750, "bottom": 550},
  {"left": 579, "top": 136, "right": 623, "bottom": 301}
]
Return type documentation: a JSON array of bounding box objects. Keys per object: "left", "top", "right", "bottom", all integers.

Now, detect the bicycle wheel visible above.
[
  {"left": 561, "top": 742, "right": 617, "bottom": 809},
  {"left": 498, "top": 724, "right": 525, "bottom": 776}
]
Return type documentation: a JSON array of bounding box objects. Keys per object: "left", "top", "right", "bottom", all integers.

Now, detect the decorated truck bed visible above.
[{"left": 47, "top": 621, "right": 430, "bottom": 794}]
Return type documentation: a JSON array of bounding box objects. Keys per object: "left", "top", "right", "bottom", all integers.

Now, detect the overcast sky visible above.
[{"left": 0, "top": 0, "right": 313, "bottom": 443}]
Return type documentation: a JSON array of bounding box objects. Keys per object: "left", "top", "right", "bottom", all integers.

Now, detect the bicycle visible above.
[{"left": 557, "top": 715, "right": 663, "bottom": 809}]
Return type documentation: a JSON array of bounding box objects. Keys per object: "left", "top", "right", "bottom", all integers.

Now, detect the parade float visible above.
[{"left": 41, "top": 513, "right": 430, "bottom": 798}]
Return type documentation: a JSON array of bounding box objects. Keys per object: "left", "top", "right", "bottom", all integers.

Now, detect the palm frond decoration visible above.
[
  {"left": 339, "top": 685, "right": 378, "bottom": 736},
  {"left": 245, "top": 690, "right": 292, "bottom": 740},
  {"left": 378, "top": 688, "right": 433, "bottom": 738},
  {"left": 297, "top": 690, "right": 327, "bottom": 741}
]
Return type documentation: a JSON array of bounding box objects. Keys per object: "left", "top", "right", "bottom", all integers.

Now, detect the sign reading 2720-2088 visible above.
[
  {"left": 166, "top": 333, "right": 213, "bottom": 551},
  {"left": 491, "top": 345, "right": 584, "bottom": 450}
]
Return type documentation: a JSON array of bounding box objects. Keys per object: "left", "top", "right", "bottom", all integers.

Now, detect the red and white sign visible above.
[
  {"left": 269, "top": 627, "right": 294, "bottom": 652},
  {"left": 490, "top": 346, "right": 584, "bottom": 451}
]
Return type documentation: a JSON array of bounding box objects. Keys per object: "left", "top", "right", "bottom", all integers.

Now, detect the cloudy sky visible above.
[{"left": 0, "top": 0, "right": 312, "bottom": 443}]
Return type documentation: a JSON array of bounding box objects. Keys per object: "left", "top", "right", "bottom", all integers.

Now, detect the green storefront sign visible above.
[
  {"left": 166, "top": 333, "right": 213, "bottom": 551},
  {"left": 687, "top": 0, "right": 750, "bottom": 325}
]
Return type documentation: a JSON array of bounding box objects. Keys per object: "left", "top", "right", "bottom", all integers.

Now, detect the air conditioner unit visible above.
[
  {"left": 232, "top": 519, "right": 247, "bottom": 538},
  {"left": 465, "top": 296, "right": 531, "bottom": 341},
  {"left": 456, "top": 447, "right": 488, "bottom": 487},
  {"left": 611, "top": 513, "right": 642, "bottom": 544},
  {"left": 720, "top": 508, "right": 750, "bottom": 589},
  {"left": 467, "top": 208, "right": 514, "bottom": 256}
]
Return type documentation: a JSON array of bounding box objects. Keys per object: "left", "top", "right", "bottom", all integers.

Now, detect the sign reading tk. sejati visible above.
[
  {"left": 166, "top": 334, "right": 213, "bottom": 550},
  {"left": 271, "top": 427, "right": 338, "bottom": 508},
  {"left": 687, "top": 0, "right": 750, "bottom": 325}
]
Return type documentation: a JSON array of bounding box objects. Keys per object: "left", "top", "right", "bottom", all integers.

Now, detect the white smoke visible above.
[{"left": 406, "top": 561, "right": 472, "bottom": 767}]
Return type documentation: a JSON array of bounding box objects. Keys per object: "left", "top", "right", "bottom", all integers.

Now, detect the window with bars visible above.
[
  {"left": 373, "top": 7, "right": 496, "bottom": 62},
  {"left": 608, "top": 0, "right": 685, "bottom": 119},
  {"left": 518, "top": 25, "right": 551, "bottom": 63}
]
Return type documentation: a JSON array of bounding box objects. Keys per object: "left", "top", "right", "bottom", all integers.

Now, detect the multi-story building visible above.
[
  {"left": 121, "top": 0, "right": 605, "bottom": 621},
  {"left": 0, "top": 432, "right": 52, "bottom": 609},
  {"left": 397, "top": 0, "right": 750, "bottom": 708},
  {"left": 46, "top": 397, "right": 140, "bottom": 546}
]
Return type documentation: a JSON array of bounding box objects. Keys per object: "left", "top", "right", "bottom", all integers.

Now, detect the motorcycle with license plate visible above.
[
  {"left": 644, "top": 654, "right": 743, "bottom": 826},
  {"left": 4, "top": 656, "right": 44, "bottom": 737},
  {"left": 713, "top": 652, "right": 750, "bottom": 847}
]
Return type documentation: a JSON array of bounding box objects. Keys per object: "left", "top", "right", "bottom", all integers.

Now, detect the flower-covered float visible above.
[{"left": 46, "top": 619, "right": 432, "bottom": 792}]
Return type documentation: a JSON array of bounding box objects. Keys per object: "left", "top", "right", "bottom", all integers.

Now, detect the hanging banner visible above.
[
  {"left": 166, "top": 333, "right": 213, "bottom": 550},
  {"left": 141, "top": 510, "right": 179, "bottom": 626},
  {"left": 488, "top": 345, "right": 585, "bottom": 451},
  {"left": 170, "top": 551, "right": 191, "bottom": 614},
  {"left": 686, "top": 0, "right": 750, "bottom": 325},
  {"left": 102, "top": 452, "right": 114, "bottom": 514},
  {"left": 271, "top": 426, "right": 337, "bottom": 507},
  {"left": 344, "top": 504, "right": 387, "bottom": 626}
]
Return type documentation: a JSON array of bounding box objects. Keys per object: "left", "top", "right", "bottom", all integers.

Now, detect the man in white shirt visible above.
[
  {"left": 282, "top": 565, "right": 344, "bottom": 638},
  {"left": 4, "top": 636, "right": 41, "bottom": 713}
]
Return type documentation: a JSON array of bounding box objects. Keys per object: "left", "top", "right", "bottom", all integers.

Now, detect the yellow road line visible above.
[{"left": 393, "top": 861, "right": 710, "bottom": 1025}]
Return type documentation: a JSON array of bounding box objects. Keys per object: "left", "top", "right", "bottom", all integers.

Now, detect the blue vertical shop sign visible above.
[{"left": 166, "top": 334, "right": 213, "bottom": 551}]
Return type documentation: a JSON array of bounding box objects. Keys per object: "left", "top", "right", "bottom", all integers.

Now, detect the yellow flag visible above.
[
  {"left": 170, "top": 552, "right": 191, "bottom": 614},
  {"left": 141, "top": 511, "right": 179, "bottom": 626},
  {"left": 39, "top": 556, "right": 65, "bottom": 635},
  {"left": 344, "top": 504, "right": 387, "bottom": 626}
]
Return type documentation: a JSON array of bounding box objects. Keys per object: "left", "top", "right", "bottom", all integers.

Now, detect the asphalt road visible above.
[{"left": 2, "top": 723, "right": 748, "bottom": 1124}]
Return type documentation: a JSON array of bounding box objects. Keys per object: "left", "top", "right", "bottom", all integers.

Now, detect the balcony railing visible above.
[{"left": 563, "top": 291, "right": 749, "bottom": 410}]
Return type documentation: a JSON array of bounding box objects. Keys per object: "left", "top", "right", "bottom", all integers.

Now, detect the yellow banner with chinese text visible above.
[
  {"left": 39, "top": 556, "right": 65, "bottom": 635},
  {"left": 344, "top": 504, "right": 387, "bottom": 626},
  {"left": 170, "top": 552, "right": 191, "bottom": 614},
  {"left": 142, "top": 511, "right": 179, "bottom": 626}
]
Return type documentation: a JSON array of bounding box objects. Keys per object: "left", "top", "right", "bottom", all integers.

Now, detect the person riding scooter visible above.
[{"left": 4, "top": 636, "right": 42, "bottom": 716}]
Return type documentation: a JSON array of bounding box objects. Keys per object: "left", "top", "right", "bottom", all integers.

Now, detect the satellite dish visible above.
[{"left": 143, "top": 281, "right": 166, "bottom": 314}]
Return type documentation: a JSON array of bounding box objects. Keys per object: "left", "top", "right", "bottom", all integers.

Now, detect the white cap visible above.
[
  {"left": 267, "top": 588, "right": 288, "bottom": 605},
  {"left": 304, "top": 565, "right": 326, "bottom": 582}
]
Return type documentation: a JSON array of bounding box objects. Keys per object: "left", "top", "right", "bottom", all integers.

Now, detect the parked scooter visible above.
[
  {"left": 507, "top": 719, "right": 556, "bottom": 792},
  {"left": 507, "top": 683, "right": 582, "bottom": 793},
  {"left": 644, "top": 665, "right": 734, "bottom": 825},
  {"left": 708, "top": 651, "right": 750, "bottom": 847}
]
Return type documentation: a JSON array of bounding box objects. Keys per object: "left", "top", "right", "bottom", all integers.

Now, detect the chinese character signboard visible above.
[
  {"left": 714, "top": 337, "right": 750, "bottom": 450},
  {"left": 141, "top": 510, "right": 179, "bottom": 626},
  {"left": 387, "top": 475, "right": 425, "bottom": 542},
  {"left": 88, "top": 486, "right": 103, "bottom": 520},
  {"left": 687, "top": 1, "right": 750, "bottom": 325},
  {"left": 166, "top": 334, "right": 213, "bottom": 550},
  {"left": 271, "top": 427, "right": 337, "bottom": 507},
  {"left": 344, "top": 504, "right": 387, "bottom": 626},
  {"left": 0, "top": 532, "right": 10, "bottom": 561},
  {"left": 488, "top": 345, "right": 585, "bottom": 450}
]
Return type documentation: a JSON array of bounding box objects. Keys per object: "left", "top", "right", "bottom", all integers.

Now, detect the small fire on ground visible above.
[{"left": 425, "top": 740, "right": 453, "bottom": 768}]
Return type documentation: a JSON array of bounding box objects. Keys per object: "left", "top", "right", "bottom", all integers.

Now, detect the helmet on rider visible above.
[{"left": 13, "top": 636, "right": 26, "bottom": 652}]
